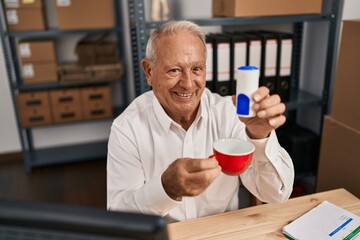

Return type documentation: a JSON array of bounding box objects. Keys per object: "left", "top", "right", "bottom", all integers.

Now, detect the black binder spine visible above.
[
  {"left": 208, "top": 33, "right": 231, "bottom": 96},
  {"left": 205, "top": 35, "right": 214, "bottom": 92},
  {"left": 275, "top": 32, "right": 293, "bottom": 102}
]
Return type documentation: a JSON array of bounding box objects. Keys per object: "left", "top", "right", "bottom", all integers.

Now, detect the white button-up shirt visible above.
[{"left": 107, "top": 88, "right": 294, "bottom": 222}]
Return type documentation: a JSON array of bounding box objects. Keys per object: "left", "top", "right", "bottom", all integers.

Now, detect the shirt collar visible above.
[{"left": 152, "top": 92, "right": 208, "bottom": 132}]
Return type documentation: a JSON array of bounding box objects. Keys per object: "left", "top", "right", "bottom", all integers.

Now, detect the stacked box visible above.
[
  {"left": 50, "top": 88, "right": 83, "bottom": 123},
  {"left": 212, "top": 0, "right": 322, "bottom": 17},
  {"left": 17, "top": 41, "right": 58, "bottom": 84},
  {"left": 316, "top": 20, "right": 360, "bottom": 198},
  {"left": 330, "top": 19, "right": 360, "bottom": 130},
  {"left": 57, "top": 64, "right": 90, "bottom": 83},
  {"left": 3, "top": 0, "right": 45, "bottom": 31},
  {"left": 317, "top": 116, "right": 360, "bottom": 198},
  {"left": 87, "top": 63, "right": 123, "bottom": 82},
  {"left": 16, "top": 91, "right": 52, "bottom": 127},
  {"left": 58, "top": 63, "right": 123, "bottom": 84},
  {"left": 55, "top": 0, "right": 114, "bottom": 30},
  {"left": 75, "top": 34, "right": 118, "bottom": 66},
  {"left": 80, "top": 85, "right": 113, "bottom": 120}
]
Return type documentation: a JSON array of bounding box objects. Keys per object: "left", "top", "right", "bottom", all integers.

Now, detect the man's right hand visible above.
[{"left": 161, "top": 157, "right": 221, "bottom": 201}]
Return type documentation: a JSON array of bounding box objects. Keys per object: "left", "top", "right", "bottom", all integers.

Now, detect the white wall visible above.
[
  {"left": 0, "top": 38, "right": 21, "bottom": 153},
  {"left": 342, "top": 0, "right": 360, "bottom": 20},
  {"left": 1, "top": 0, "right": 359, "bottom": 154}
]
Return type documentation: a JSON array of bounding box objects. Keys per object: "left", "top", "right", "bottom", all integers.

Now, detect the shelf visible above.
[
  {"left": 0, "top": 0, "right": 129, "bottom": 171},
  {"left": 285, "top": 89, "right": 322, "bottom": 111},
  {"left": 18, "top": 105, "right": 125, "bottom": 130},
  {"left": 2, "top": 28, "right": 121, "bottom": 39},
  {"left": 23, "top": 140, "right": 107, "bottom": 170},
  {"left": 146, "top": 14, "right": 332, "bottom": 29},
  {"left": 16, "top": 80, "right": 120, "bottom": 92}
]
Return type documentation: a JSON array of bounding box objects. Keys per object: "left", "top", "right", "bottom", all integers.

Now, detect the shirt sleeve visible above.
[
  {"left": 240, "top": 130, "right": 295, "bottom": 203},
  {"left": 107, "top": 120, "right": 181, "bottom": 216}
]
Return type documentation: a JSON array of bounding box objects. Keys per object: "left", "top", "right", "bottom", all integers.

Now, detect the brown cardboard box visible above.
[
  {"left": 80, "top": 85, "right": 113, "bottom": 120},
  {"left": 316, "top": 116, "right": 360, "bottom": 198},
  {"left": 5, "top": 8, "right": 45, "bottom": 31},
  {"left": 75, "top": 34, "right": 118, "bottom": 65},
  {"left": 331, "top": 19, "right": 360, "bottom": 130},
  {"left": 50, "top": 88, "right": 83, "bottom": 123},
  {"left": 212, "top": 0, "right": 322, "bottom": 17},
  {"left": 2, "top": 0, "right": 43, "bottom": 8},
  {"left": 21, "top": 62, "right": 58, "bottom": 84},
  {"left": 88, "top": 63, "right": 123, "bottom": 81},
  {"left": 17, "top": 41, "right": 56, "bottom": 63},
  {"left": 16, "top": 91, "right": 52, "bottom": 127},
  {"left": 57, "top": 64, "right": 90, "bottom": 83},
  {"left": 58, "top": 63, "right": 122, "bottom": 84},
  {"left": 56, "top": 0, "right": 114, "bottom": 30}
]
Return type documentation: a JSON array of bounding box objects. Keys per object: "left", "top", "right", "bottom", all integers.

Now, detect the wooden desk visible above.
[{"left": 168, "top": 188, "right": 360, "bottom": 240}]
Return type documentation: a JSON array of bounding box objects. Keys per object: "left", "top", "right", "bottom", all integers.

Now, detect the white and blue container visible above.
[{"left": 236, "top": 66, "right": 259, "bottom": 117}]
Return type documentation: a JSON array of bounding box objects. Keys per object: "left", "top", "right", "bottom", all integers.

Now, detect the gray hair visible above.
[{"left": 145, "top": 20, "right": 206, "bottom": 63}]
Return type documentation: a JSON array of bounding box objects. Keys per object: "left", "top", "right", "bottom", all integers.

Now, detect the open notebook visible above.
[{"left": 283, "top": 200, "right": 360, "bottom": 240}]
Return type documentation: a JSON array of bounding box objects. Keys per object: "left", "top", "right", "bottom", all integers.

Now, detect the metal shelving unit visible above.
[
  {"left": 128, "top": 0, "right": 343, "bottom": 122},
  {"left": 0, "top": 0, "right": 128, "bottom": 171}
]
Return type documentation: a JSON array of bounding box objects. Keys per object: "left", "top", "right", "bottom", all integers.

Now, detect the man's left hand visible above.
[{"left": 232, "top": 86, "right": 286, "bottom": 139}]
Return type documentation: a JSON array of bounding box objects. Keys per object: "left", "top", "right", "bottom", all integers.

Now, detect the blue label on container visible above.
[
  {"left": 237, "top": 94, "right": 250, "bottom": 115},
  {"left": 238, "top": 66, "right": 258, "bottom": 71}
]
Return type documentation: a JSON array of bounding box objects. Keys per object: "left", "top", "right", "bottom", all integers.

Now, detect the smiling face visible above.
[{"left": 141, "top": 30, "right": 206, "bottom": 129}]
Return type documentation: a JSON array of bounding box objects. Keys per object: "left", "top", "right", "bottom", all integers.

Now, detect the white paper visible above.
[
  {"left": 56, "top": 0, "right": 71, "bottom": 7},
  {"left": 283, "top": 201, "right": 360, "bottom": 240},
  {"left": 19, "top": 43, "right": 31, "bottom": 58},
  {"left": 6, "top": 10, "right": 19, "bottom": 25},
  {"left": 22, "top": 64, "right": 34, "bottom": 78},
  {"left": 206, "top": 42, "right": 213, "bottom": 82},
  {"left": 234, "top": 42, "right": 246, "bottom": 77},
  {"left": 217, "top": 43, "right": 230, "bottom": 81},
  {"left": 264, "top": 39, "right": 277, "bottom": 77},
  {"left": 280, "top": 39, "right": 292, "bottom": 76},
  {"left": 4, "top": 0, "right": 19, "bottom": 8},
  {"left": 249, "top": 40, "right": 261, "bottom": 69}
]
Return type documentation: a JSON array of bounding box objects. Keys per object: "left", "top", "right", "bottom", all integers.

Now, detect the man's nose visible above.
[{"left": 179, "top": 70, "right": 193, "bottom": 89}]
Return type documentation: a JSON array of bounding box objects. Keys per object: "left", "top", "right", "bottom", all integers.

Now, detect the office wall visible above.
[
  {"left": 1, "top": 0, "right": 359, "bottom": 154},
  {"left": 0, "top": 38, "right": 21, "bottom": 153}
]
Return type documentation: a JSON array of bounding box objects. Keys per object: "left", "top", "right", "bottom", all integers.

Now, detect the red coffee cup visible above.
[{"left": 210, "top": 138, "right": 255, "bottom": 176}]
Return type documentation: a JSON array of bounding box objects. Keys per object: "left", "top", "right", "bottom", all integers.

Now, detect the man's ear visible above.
[{"left": 141, "top": 59, "right": 153, "bottom": 86}]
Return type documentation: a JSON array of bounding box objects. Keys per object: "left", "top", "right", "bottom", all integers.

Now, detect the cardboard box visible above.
[
  {"left": 88, "top": 63, "right": 123, "bottom": 81},
  {"left": 2, "top": 0, "right": 43, "bottom": 8},
  {"left": 57, "top": 64, "right": 90, "bottom": 83},
  {"left": 80, "top": 85, "right": 113, "bottom": 120},
  {"left": 17, "top": 41, "right": 56, "bottom": 63},
  {"left": 21, "top": 62, "right": 58, "bottom": 84},
  {"left": 316, "top": 116, "right": 360, "bottom": 198},
  {"left": 50, "top": 88, "right": 83, "bottom": 123},
  {"left": 212, "top": 0, "right": 322, "bottom": 17},
  {"left": 331, "top": 19, "right": 360, "bottom": 130},
  {"left": 16, "top": 91, "right": 52, "bottom": 127},
  {"left": 75, "top": 34, "right": 118, "bottom": 65},
  {"left": 58, "top": 63, "right": 122, "bottom": 84},
  {"left": 56, "top": 0, "right": 114, "bottom": 30},
  {"left": 5, "top": 8, "right": 45, "bottom": 31}
]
